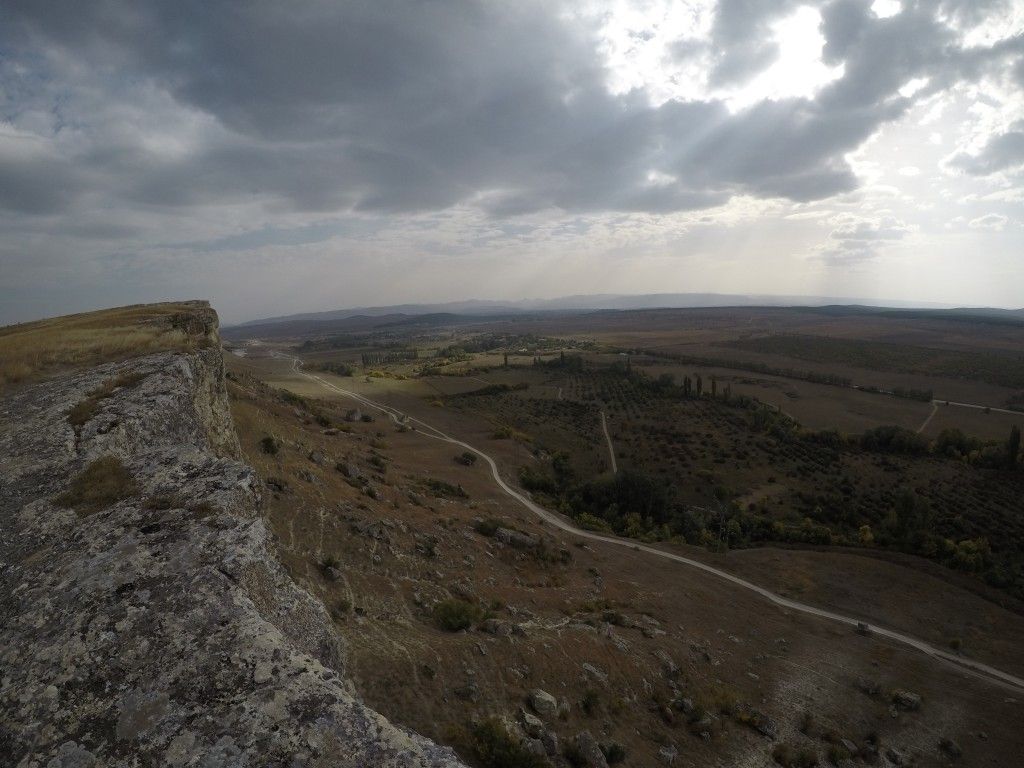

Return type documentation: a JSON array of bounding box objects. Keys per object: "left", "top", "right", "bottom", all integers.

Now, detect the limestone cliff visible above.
[{"left": 0, "top": 320, "right": 466, "bottom": 766}]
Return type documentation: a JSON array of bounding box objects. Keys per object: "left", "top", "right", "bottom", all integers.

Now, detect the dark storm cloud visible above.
[
  {"left": 705, "top": 0, "right": 800, "bottom": 86},
  {"left": 0, "top": 0, "right": 1019, "bottom": 221},
  {"left": 0, "top": 153, "right": 85, "bottom": 214}
]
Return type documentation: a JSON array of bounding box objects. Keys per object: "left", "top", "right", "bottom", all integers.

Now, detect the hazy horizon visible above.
[{"left": 2, "top": 1, "right": 1023, "bottom": 325}]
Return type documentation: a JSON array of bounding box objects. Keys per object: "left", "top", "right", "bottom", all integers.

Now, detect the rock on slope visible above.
[{"left": 0, "top": 336, "right": 466, "bottom": 766}]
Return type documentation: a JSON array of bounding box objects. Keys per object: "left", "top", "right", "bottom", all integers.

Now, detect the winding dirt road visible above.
[
  {"left": 280, "top": 354, "right": 1024, "bottom": 694},
  {"left": 600, "top": 411, "right": 618, "bottom": 474}
]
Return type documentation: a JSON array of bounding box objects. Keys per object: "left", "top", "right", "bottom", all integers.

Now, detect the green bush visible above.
[
  {"left": 433, "top": 599, "right": 481, "bottom": 632},
  {"left": 260, "top": 436, "right": 279, "bottom": 455}
]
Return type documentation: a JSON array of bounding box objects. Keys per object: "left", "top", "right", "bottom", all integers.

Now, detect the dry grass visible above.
[
  {"left": 68, "top": 372, "right": 146, "bottom": 430},
  {"left": 54, "top": 455, "right": 139, "bottom": 515},
  {"left": 0, "top": 301, "right": 213, "bottom": 388}
]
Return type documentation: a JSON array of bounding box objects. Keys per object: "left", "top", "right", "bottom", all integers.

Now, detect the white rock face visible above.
[{"left": 0, "top": 342, "right": 467, "bottom": 767}]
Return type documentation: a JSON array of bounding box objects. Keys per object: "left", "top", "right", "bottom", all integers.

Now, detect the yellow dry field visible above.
[{"left": 0, "top": 301, "right": 210, "bottom": 388}]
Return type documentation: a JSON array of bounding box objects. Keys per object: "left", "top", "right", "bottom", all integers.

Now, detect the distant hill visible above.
[
  {"left": 222, "top": 295, "right": 1024, "bottom": 341},
  {"left": 228, "top": 292, "right": 971, "bottom": 331}
]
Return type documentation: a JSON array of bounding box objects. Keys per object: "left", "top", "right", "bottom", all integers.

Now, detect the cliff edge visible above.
[{"left": 0, "top": 306, "right": 466, "bottom": 767}]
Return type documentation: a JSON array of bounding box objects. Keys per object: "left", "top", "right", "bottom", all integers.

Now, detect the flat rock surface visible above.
[{"left": 0, "top": 347, "right": 466, "bottom": 767}]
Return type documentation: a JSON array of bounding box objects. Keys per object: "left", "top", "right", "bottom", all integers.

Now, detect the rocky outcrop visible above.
[{"left": 0, "top": 331, "right": 466, "bottom": 766}]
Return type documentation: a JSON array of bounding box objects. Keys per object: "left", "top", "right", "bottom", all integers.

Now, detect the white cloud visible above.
[{"left": 968, "top": 213, "right": 1009, "bottom": 230}]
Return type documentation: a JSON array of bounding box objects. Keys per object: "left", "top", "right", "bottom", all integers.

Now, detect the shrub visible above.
[
  {"left": 279, "top": 389, "right": 306, "bottom": 407},
  {"left": 580, "top": 688, "right": 601, "bottom": 716},
  {"left": 772, "top": 743, "right": 818, "bottom": 768},
  {"left": 601, "top": 742, "right": 626, "bottom": 764},
  {"left": 424, "top": 478, "right": 469, "bottom": 499},
  {"left": 260, "top": 436, "right": 279, "bottom": 455},
  {"left": 455, "top": 451, "right": 478, "bottom": 466},
  {"left": 469, "top": 718, "right": 548, "bottom": 768},
  {"left": 319, "top": 554, "right": 341, "bottom": 575},
  {"left": 433, "top": 599, "right": 481, "bottom": 631},
  {"left": 562, "top": 742, "right": 587, "bottom": 768},
  {"left": 574, "top": 512, "right": 613, "bottom": 533},
  {"left": 54, "top": 456, "right": 138, "bottom": 514},
  {"left": 860, "top": 425, "right": 928, "bottom": 455},
  {"left": 473, "top": 518, "right": 501, "bottom": 536}
]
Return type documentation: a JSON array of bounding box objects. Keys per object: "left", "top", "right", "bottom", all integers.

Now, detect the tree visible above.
[
  {"left": 696, "top": 375, "right": 703, "bottom": 397},
  {"left": 859, "top": 524, "right": 874, "bottom": 545},
  {"left": 1008, "top": 425, "right": 1021, "bottom": 469},
  {"left": 889, "top": 488, "right": 931, "bottom": 540},
  {"left": 711, "top": 378, "right": 717, "bottom": 398}
]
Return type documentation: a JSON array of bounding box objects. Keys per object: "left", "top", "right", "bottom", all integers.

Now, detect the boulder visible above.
[
  {"left": 574, "top": 731, "right": 609, "bottom": 768},
  {"left": 481, "top": 618, "right": 513, "bottom": 638},
  {"left": 540, "top": 729, "right": 558, "bottom": 756},
  {"left": 654, "top": 649, "right": 679, "bottom": 678},
  {"left": 518, "top": 710, "right": 545, "bottom": 739},
  {"left": 495, "top": 528, "right": 536, "bottom": 550},
  {"left": 582, "top": 662, "right": 608, "bottom": 684},
  {"left": 529, "top": 689, "right": 559, "bottom": 719},
  {"left": 339, "top": 462, "right": 363, "bottom": 479},
  {"left": 521, "top": 738, "right": 545, "bottom": 757},
  {"left": 891, "top": 689, "right": 922, "bottom": 711}
]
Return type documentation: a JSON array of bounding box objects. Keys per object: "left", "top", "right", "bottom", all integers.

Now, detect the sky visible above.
[{"left": 1, "top": 0, "right": 1023, "bottom": 325}]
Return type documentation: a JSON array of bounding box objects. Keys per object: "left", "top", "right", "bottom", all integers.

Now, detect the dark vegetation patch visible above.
[
  {"left": 433, "top": 599, "right": 482, "bottom": 632},
  {"left": 450, "top": 382, "right": 530, "bottom": 398},
  {"left": 54, "top": 456, "right": 139, "bottom": 514},
  {"left": 462, "top": 718, "right": 548, "bottom": 768},
  {"left": 422, "top": 478, "right": 469, "bottom": 499},
  {"left": 727, "top": 333, "right": 1024, "bottom": 389},
  {"left": 313, "top": 361, "right": 355, "bottom": 376},
  {"left": 455, "top": 451, "right": 478, "bottom": 466},
  {"left": 68, "top": 372, "right": 145, "bottom": 431},
  {"left": 460, "top": 364, "right": 1024, "bottom": 600}
]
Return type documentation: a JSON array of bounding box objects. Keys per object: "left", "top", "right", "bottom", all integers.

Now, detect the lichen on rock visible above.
[{"left": 0, "top": 324, "right": 466, "bottom": 766}]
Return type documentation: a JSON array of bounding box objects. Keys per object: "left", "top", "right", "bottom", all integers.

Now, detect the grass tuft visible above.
[{"left": 54, "top": 456, "right": 139, "bottom": 515}]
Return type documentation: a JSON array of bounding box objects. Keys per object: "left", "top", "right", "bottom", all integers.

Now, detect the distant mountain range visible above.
[{"left": 231, "top": 292, "right": 1000, "bottom": 329}]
